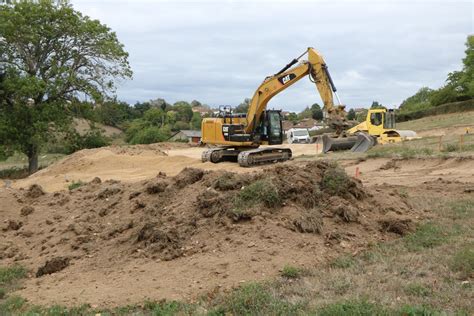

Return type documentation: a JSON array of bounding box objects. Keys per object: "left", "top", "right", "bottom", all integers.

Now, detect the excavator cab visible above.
[{"left": 258, "top": 110, "right": 284, "bottom": 145}]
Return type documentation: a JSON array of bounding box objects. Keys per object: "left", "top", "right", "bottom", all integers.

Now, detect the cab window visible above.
[{"left": 370, "top": 113, "right": 383, "bottom": 126}]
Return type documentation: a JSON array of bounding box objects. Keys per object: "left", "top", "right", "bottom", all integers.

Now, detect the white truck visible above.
[{"left": 286, "top": 128, "right": 311, "bottom": 144}]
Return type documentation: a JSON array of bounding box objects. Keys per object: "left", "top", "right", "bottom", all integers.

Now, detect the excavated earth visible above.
[{"left": 0, "top": 161, "right": 429, "bottom": 307}]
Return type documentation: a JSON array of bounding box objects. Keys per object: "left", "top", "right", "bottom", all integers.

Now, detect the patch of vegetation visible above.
[
  {"left": 281, "top": 265, "right": 302, "bottom": 279},
  {"left": 403, "top": 223, "right": 449, "bottom": 251},
  {"left": 448, "top": 199, "right": 474, "bottom": 220},
  {"left": 0, "top": 266, "right": 27, "bottom": 286},
  {"left": 318, "top": 299, "right": 389, "bottom": 316},
  {"left": 451, "top": 246, "right": 474, "bottom": 279},
  {"left": 0, "top": 296, "right": 26, "bottom": 314},
  {"left": 367, "top": 146, "right": 433, "bottom": 159},
  {"left": 404, "top": 283, "right": 432, "bottom": 297},
  {"left": 330, "top": 254, "right": 356, "bottom": 269},
  {"left": 234, "top": 178, "right": 281, "bottom": 209},
  {"left": 321, "top": 167, "right": 351, "bottom": 196},
  {"left": 0, "top": 288, "right": 5, "bottom": 299},
  {"left": 68, "top": 180, "right": 86, "bottom": 191},
  {"left": 209, "top": 282, "right": 303, "bottom": 316}
]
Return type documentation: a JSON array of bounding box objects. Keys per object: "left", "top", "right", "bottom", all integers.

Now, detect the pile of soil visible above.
[{"left": 0, "top": 161, "right": 420, "bottom": 306}]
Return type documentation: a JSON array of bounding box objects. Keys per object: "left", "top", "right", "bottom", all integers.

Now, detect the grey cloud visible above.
[{"left": 73, "top": 0, "right": 472, "bottom": 111}]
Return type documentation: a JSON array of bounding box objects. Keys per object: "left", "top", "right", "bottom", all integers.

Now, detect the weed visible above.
[
  {"left": 234, "top": 178, "right": 281, "bottom": 209},
  {"left": 0, "top": 288, "right": 5, "bottom": 299},
  {"left": 398, "top": 188, "right": 409, "bottom": 198},
  {"left": 449, "top": 200, "right": 474, "bottom": 220},
  {"left": 442, "top": 143, "right": 459, "bottom": 152},
  {"left": 68, "top": 180, "right": 85, "bottom": 191},
  {"left": 451, "top": 246, "right": 474, "bottom": 279},
  {"left": 404, "top": 223, "right": 448, "bottom": 251},
  {"left": 142, "top": 300, "right": 195, "bottom": 315},
  {"left": 210, "top": 282, "right": 303, "bottom": 315},
  {"left": 321, "top": 167, "right": 351, "bottom": 196},
  {"left": 330, "top": 278, "right": 352, "bottom": 295},
  {"left": 281, "top": 265, "right": 302, "bottom": 279},
  {"left": 0, "top": 265, "right": 27, "bottom": 286},
  {"left": 404, "top": 283, "right": 432, "bottom": 297},
  {"left": 318, "top": 299, "right": 389, "bottom": 316},
  {"left": 330, "top": 254, "right": 355, "bottom": 269},
  {"left": 397, "top": 304, "right": 441, "bottom": 315},
  {"left": 0, "top": 296, "right": 26, "bottom": 314}
]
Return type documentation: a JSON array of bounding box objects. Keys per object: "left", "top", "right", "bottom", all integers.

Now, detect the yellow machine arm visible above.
[{"left": 245, "top": 47, "right": 348, "bottom": 134}]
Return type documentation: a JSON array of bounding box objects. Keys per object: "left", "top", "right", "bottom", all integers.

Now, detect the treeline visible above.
[
  {"left": 69, "top": 99, "right": 210, "bottom": 144},
  {"left": 398, "top": 36, "right": 473, "bottom": 117}
]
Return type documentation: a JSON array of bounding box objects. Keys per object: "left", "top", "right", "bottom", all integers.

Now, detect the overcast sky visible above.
[{"left": 72, "top": 0, "right": 472, "bottom": 112}]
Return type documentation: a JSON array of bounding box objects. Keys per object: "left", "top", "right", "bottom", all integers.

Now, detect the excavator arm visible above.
[{"left": 245, "top": 47, "right": 348, "bottom": 135}]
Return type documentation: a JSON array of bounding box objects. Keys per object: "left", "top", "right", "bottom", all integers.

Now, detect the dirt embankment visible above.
[{"left": 0, "top": 161, "right": 422, "bottom": 307}]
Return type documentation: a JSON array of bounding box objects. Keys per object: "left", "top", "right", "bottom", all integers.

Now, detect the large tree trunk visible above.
[{"left": 27, "top": 146, "right": 39, "bottom": 174}]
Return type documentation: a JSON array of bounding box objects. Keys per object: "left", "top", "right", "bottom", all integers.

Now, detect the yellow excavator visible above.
[{"left": 201, "top": 47, "right": 350, "bottom": 167}]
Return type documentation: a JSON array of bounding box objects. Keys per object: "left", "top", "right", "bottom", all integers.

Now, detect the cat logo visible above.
[{"left": 278, "top": 73, "right": 296, "bottom": 85}]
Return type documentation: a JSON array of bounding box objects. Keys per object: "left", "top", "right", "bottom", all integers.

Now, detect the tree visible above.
[
  {"left": 310, "top": 103, "right": 323, "bottom": 121},
  {"left": 399, "top": 87, "right": 433, "bottom": 113},
  {"left": 370, "top": 101, "right": 384, "bottom": 109},
  {"left": 297, "top": 106, "right": 312, "bottom": 120},
  {"left": 190, "top": 112, "right": 202, "bottom": 130},
  {"left": 286, "top": 112, "right": 298, "bottom": 124},
  {"left": 0, "top": 1, "right": 132, "bottom": 173},
  {"left": 173, "top": 101, "right": 193, "bottom": 122},
  {"left": 347, "top": 108, "right": 356, "bottom": 120},
  {"left": 460, "top": 35, "right": 474, "bottom": 97},
  {"left": 234, "top": 98, "right": 251, "bottom": 113}
]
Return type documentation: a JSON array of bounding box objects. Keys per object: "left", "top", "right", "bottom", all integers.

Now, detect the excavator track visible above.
[
  {"left": 237, "top": 147, "right": 292, "bottom": 167},
  {"left": 202, "top": 148, "right": 241, "bottom": 163}
]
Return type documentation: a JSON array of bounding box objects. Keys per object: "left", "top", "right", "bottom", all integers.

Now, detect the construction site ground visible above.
[{"left": 1, "top": 112, "right": 473, "bottom": 312}]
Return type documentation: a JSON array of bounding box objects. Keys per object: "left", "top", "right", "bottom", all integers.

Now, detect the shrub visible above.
[
  {"left": 128, "top": 126, "right": 171, "bottom": 144},
  {"left": 321, "top": 167, "right": 350, "bottom": 196},
  {"left": 68, "top": 180, "right": 85, "bottom": 191},
  {"left": 281, "top": 265, "right": 302, "bottom": 279},
  {"left": 234, "top": 178, "right": 281, "bottom": 209}
]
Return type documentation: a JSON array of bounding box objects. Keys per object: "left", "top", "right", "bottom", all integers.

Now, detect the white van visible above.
[{"left": 287, "top": 128, "right": 311, "bottom": 144}]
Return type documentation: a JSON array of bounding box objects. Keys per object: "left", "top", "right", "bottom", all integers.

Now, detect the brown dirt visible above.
[{"left": 0, "top": 161, "right": 425, "bottom": 307}]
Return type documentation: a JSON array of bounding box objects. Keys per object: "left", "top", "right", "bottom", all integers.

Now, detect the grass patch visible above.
[
  {"left": 233, "top": 178, "right": 281, "bottom": 209},
  {"left": 68, "top": 180, "right": 85, "bottom": 191},
  {"left": 281, "top": 265, "right": 302, "bottom": 279},
  {"left": 367, "top": 146, "right": 433, "bottom": 159},
  {"left": 321, "top": 167, "right": 351, "bottom": 196},
  {"left": 0, "top": 296, "right": 26, "bottom": 314},
  {"left": 209, "top": 282, "right": 303, "bottom": 315},
  {"left": 404, "top": 283, "right": 432, "bottom": 297},
  {"left": 451, "top": 246, "right": 474, "bottom": 279},
  {"left": 0, "top": 288, "right": 5, "bottom": 299},
  {"left": 318, "top": 299, "right": 389, "bottom": 316},
  {"left": 330, "top": 254, "right": 356, "bottom": 269},
  {"left": 0, "top": 266, "right": 27, "bottom": 286},
  {"left": 448, "top": 199, "right": 474, "bottom": 220},
  {"left": 403, "top": 223, "right": 449, "bottom": 251}
]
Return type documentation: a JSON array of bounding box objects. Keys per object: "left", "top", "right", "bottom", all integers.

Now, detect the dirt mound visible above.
[{"left": 0, "top": 161, "right": 421, "bottom": 307}]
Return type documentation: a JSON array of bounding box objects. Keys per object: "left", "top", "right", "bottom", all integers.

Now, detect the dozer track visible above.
[{"left": 202, "top": 147, "right": 292, "bottom": 167}]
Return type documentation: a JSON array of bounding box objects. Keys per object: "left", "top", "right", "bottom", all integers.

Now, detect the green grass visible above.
[
  {"left": 68, "top": 180, "right": 85, "bottom": 191},
  {"left": 448, "top": 199, "right": 474, "bottom": 220},
  {"left": 451, "top": 246, "right": 474, "bottom": 279},
  {"left": 396, "top": 110, "right": 474, "bottom": 132},
  {"left": 230, "top": 179, "right": 281, "bottom": 220},
  {"left": 329, "top": 254, "right": 356, "bottom": 269},
  {"left": 0, "top": 266, "right": 27, "bottom": 286},
  {"left": 209, "top": 282, "right": 303, "bottom": 316},
  {"left": 281, "top": 265, "right": 302, "bottom": 279},
  {"left": 403, "top": 223, "right": 450, "bottom": 251},
  {"left": 321, "top": 167, "right": 351, "bottom": 196},
  {"left": 404, "top": 283, "right": 432, "bottom": 297}
]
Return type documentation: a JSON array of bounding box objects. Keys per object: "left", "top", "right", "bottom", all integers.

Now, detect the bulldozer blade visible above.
[
  {"left": 322, "top": 135, "right": 358, "bottom": 153},
  {"left": 351, "top": 133, "right": 375, "bottom": 152}
]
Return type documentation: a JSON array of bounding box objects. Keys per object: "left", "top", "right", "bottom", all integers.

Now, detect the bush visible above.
[
  {"left": 234, "top": 179, "right": 281, "bottom": 209},
  {"left": 127, "top": 126, "right": 171, "bottom": 144},
  {"left": 68, "top": 180, "right": 85, "bottom": 191},
  {"left": 330, "top": 255, "right": 355, "bottom": 269},
  {"left": 281, "top": 265, "right": 302, "bottom": 279},
  {"left": 321, "top": 167, "right": 350, "bottom": 196},
  {"left": 396, "top": 99, "right": 474, "bottom": 122}
]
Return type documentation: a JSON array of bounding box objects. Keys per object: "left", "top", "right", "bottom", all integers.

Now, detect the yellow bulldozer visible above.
[{"left": 321, "top": 108, "right": 418, "bottom": 153}]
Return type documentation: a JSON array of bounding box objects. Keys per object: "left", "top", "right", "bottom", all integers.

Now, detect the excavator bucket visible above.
[
  {"left": 350, "top": 133, "right": 376, "bottom": 152},
  {"left": 321, "top": 135, "right": 359, "bottom": 153}
]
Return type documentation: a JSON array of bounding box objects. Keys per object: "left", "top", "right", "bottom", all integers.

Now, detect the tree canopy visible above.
[{"left": 0, "top": 0, "right": 132, "bottom": 173}]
